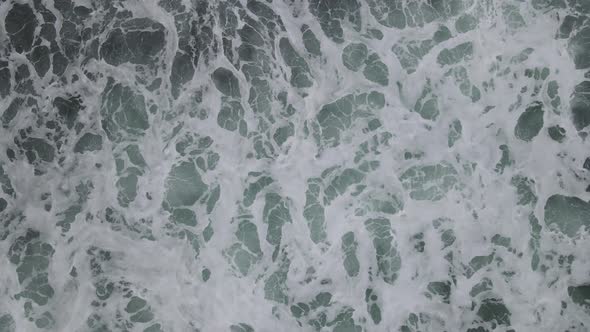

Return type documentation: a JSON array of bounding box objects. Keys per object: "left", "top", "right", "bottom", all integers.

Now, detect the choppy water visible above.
[{"left": 1, "top": 0, "right": 590, "bottom": 331}]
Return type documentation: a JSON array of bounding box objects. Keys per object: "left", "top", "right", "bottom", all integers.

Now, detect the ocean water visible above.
[{"left": 1, "top": 0, "right": 590, "bottom": 331}]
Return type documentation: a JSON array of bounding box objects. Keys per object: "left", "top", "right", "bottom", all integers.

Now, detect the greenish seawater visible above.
[{"left": 0, "top": 0, "right": 590, "bottom": 331}]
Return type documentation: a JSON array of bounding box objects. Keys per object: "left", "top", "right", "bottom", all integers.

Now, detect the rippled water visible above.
[{"left": 1, "top": 0, "right": 590, "bottom": 331}]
